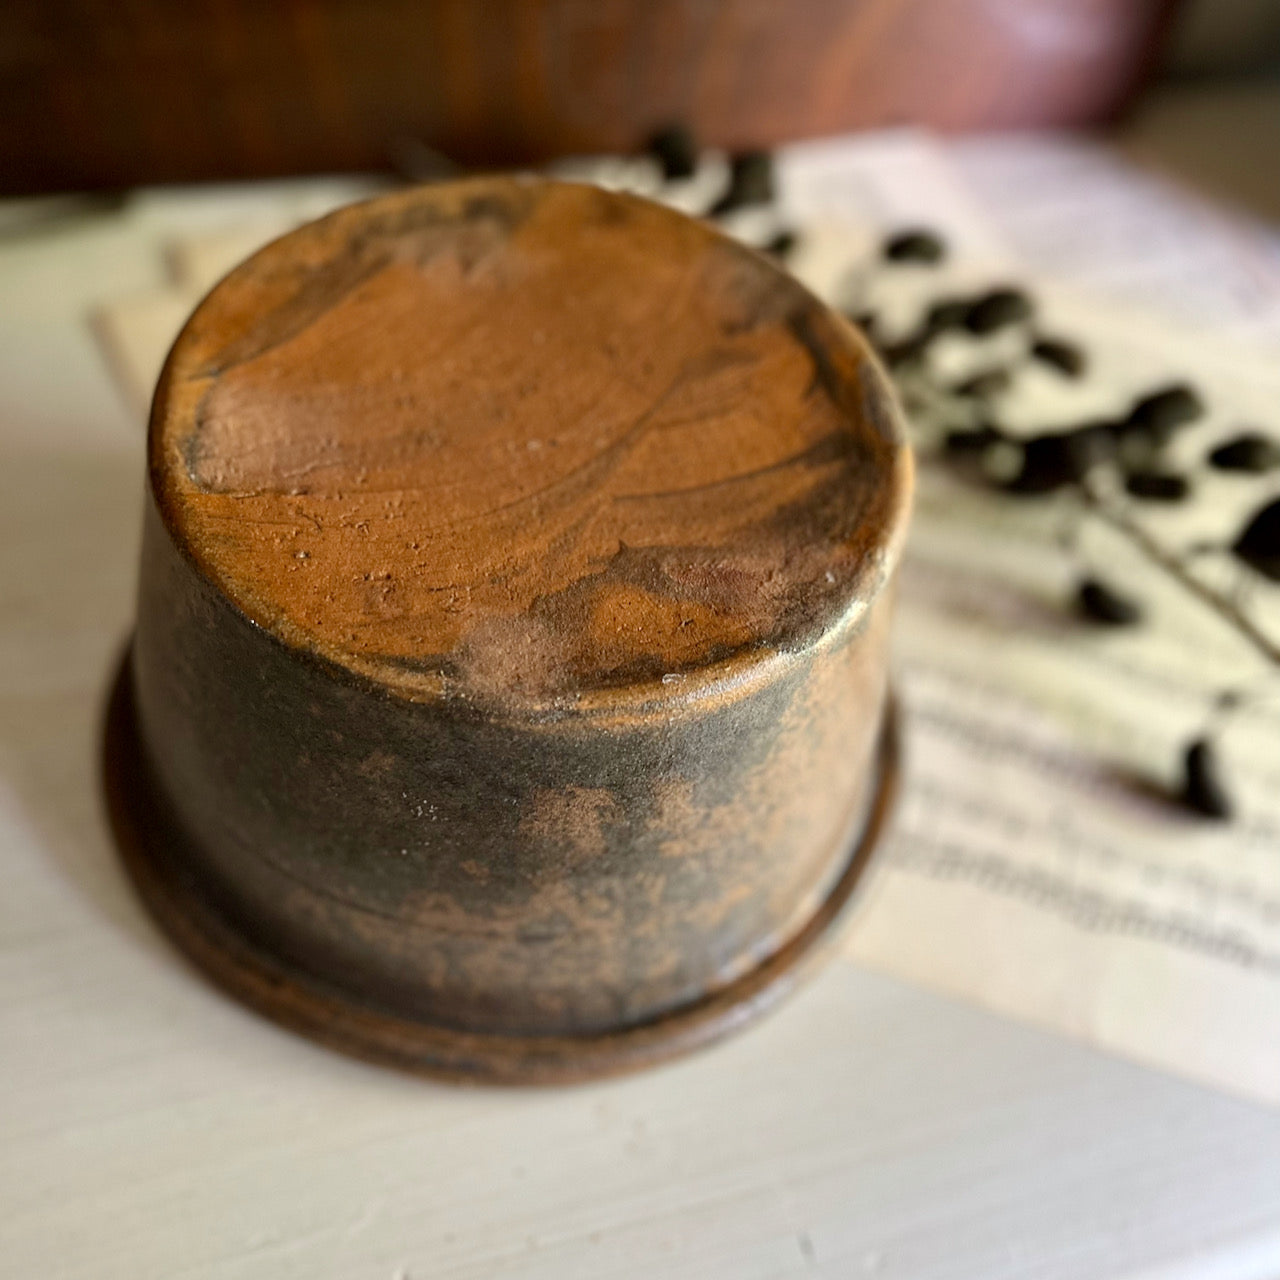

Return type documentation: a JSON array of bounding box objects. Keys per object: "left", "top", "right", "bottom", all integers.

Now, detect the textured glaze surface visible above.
[
  {"left": 122, "top": 178, "right": 912, "bottom": 1077},
  {"left": 150, "top": 177, "right": 907, "bottom": 708},
  {"left": 131, "top": 501, "right": 893, "bottom": 1038}
]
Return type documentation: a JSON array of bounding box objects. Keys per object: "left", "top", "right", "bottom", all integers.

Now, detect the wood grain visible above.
[{"left": 1, "top": 0, "right": 1178, "bottom": 194}]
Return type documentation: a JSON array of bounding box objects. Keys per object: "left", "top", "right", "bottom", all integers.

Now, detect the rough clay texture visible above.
[
  {"left": 131, "top": 499, "right": 895, "bottom": 1037},
  {"left": 150, "top": 177, "right": 908, "bottom": 707},
  {"left": 124, "top": 177, "right": 913, "bottom": 1059}
]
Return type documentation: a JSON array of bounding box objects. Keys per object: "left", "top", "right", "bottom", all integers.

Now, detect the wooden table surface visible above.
[{"left": 3, "top": 183, "right": 1280, "bottom": 1280}]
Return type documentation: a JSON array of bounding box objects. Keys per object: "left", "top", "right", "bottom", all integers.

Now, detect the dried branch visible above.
[{"left": 1079, "top": 479, "right": 1280, "bottom": 668}]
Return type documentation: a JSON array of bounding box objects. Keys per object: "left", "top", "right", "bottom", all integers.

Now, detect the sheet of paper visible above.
[
  {"left": 951, "top": 134, "right": 1280, "bottom": 351},
  {"left": 716, "top": 134, "right": 1280, "bottom": 1104},
  {"left": 844, "top": 275, "right": 1280, "bottom": 1106},
  {"left": 779, "top": 129, "right": 1014, "bottom": 269}
]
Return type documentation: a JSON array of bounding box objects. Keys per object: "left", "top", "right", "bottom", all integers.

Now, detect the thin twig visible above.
[{"left": 1080, "top": 480, "right": 1280, "bottom": 667}]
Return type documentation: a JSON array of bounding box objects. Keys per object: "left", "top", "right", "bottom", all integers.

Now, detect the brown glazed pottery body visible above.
[{"left": 104, "top": 176, "right": 912, "bottom": 1083}]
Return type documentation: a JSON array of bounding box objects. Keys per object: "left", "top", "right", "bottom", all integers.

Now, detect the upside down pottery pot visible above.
[{"left": 103, "top": 176, "right": 913, "bottom": 1082}]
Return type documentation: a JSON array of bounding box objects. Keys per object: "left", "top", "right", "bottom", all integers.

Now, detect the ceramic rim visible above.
[{"left": 102, "top": 647, "right": 900, "bottom": 1085}]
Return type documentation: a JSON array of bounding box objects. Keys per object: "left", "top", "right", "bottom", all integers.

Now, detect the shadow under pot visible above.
[{"left": 104, "top": 176, "right": 913, "bottom": 1083}]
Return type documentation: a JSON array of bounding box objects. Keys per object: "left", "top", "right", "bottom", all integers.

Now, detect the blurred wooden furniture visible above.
[{"left": 2, "top": 0, "right": 1176, "bottom": 194}]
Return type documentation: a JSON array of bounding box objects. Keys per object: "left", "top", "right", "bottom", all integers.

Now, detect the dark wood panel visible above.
[{"left": 0, "top": 0, "right": 1177, "bottom": 194}]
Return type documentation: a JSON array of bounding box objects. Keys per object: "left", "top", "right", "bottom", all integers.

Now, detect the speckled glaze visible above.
[{"left": 106, "top": 176, "right": 912, "bottom": 1082}]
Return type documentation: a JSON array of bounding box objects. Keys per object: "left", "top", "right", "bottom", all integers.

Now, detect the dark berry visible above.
[
  {"left": 1006, "top": 425, "right": 1113, "bottom": 494},
  {"left": 952, "top": 367, "right": 1012, "bottom": 398},
  {"left": 1030, "top": 336, "right": 1087, "bottom": 378},
  {"left": 963, "top": 288, "right": 1033, "bottom": 335},
  {"left": 1233, "top": 496, "right": 1280, "bottom": 581},
  {"left": 1077, "top": 578, "right": 1142, "bottom": 626},
  {"left": 1124, "top": 383, "right": 1203, "bottom": 445},
  {"left": 648, "top": 125, "right": 698, "bottom": 180},
  {"left": 710, "top": 150, "right": 775, "bottom": 214},
  {"left": 882, "top": 293, "right": 997, "bottom": 367},
  {"left": 943, "top": 424, "right": 1005, "bottom": 457},
  {"left": 925, "top": 297, "right": 972, "bottom": 333},
  {"left": 880, "top": 298, "right": 968, "bottom": 365},
  {"left": 1008, "top": 435, "right": 1077, "bottom": 493},
  {"left": 883, "top": 229, "right": 946, "bottom": 265},
  {"left": 845, "top": 310, "right": 877, "bottom": 337},
  {"left": 1125, "top": 470, "right": 1190, "bottom": 502},
  {"left": 880, "top": 332, "right": 932, "bottom": 368},
  {"left": 1180, "top": 738, "right": 1232, "bottom": 820},
  {"left": 1208, "top": 432, "right": 1280, "bottom": 473},
  {"left": 763, "top": 228, "right": 798, "bottom": 259}
]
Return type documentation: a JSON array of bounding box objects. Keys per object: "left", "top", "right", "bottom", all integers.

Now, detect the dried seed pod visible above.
[
  {"left": 880, "top": 332, "right": 932, "bottom": 368},
  {"left": 763, "top": 228, "right": 798, "bottom": 259},
  {"left": 883, "top": 229, "right": 946, "bottom": 264},
  {"left": 1124, "top": 470, "right": 1190, "bottom": 502},
  {"left": 1006, "top": 424, "right": 1113, "bottom": 494},
  {"left": 1077, "top": 578, "right": 1143, "bottom": 626},
  {"left": 1123, "top": 383, "right": 1203, "bottom": 446},
  {"left": 943, "top": 424, "right": 1005, "bottom": 457},
  {"left": 710, "top": 150, "right": 775, "bottom": 215},
  {"left": 1232, "top": 496, "right": 1280, "bottom": 581},
  {"left": 648, "top": 125, "right": 698, "bottom": 181},
  {"left": 879, "top": 297, "right": 971, "bottom": 366},
  {"left": 1007, "top": 435, "right": 1078, "bottom": 493},
  {"left": 1180, "top": 738, "right": 1232, "bottom": 820},
  {"left": 925, "top": 297, "right": 973, "bottom": 333},
  {"left": 963, "top": 288, "right": 1033, "bottom": 335},
  {"left": 1030, "top": 336, "right": 1087, "bottom": 378},
  {"left": 882, "top": 290, "right": 1024, "bottom": 368},
  {"left": 952, "top": 367, "right": 1012, "bottom": 398},
  {"left": 1208, "top": 432, "right": 1280, "bottom": 474}
]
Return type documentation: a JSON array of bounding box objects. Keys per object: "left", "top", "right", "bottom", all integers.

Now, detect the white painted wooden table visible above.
[{"left": 3, "top": 192, "right": 1280, "bottom": 1280}]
